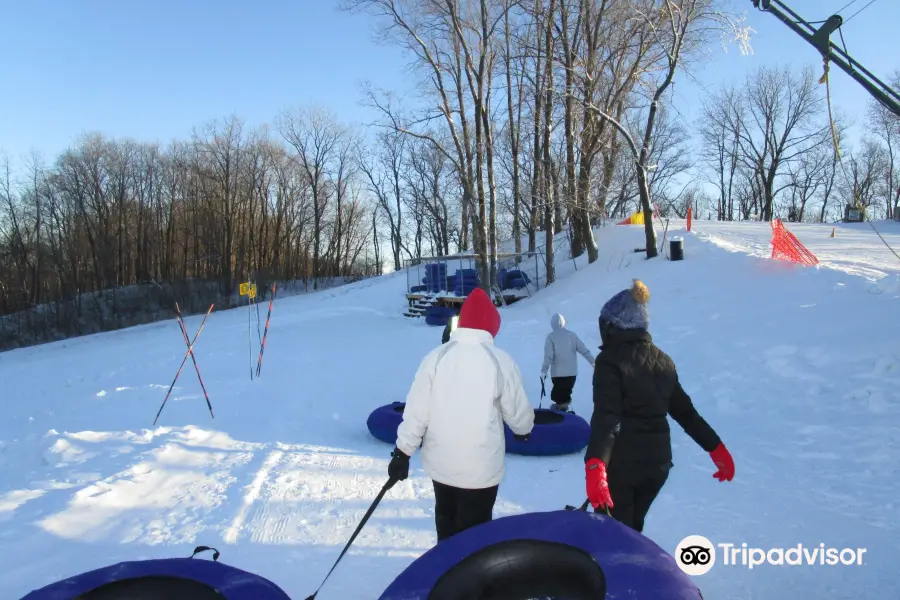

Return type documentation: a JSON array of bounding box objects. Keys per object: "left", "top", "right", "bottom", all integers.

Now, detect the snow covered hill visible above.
[{"left": 1, "top": 220, "right": 898, "bottom": 599}]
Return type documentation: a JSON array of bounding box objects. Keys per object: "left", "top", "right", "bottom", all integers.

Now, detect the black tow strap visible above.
[
  {"left": 565, "top": 499, "right": 591, "bottom": 512},
  {"left": 189, "top": 545, "right": 220, "bottom": 561},
  {"left": 304, "top": 477, "right": 397, "bottom": 600},
  {"left": 565, "top": 498, "right": 611, "bottom": 516}
]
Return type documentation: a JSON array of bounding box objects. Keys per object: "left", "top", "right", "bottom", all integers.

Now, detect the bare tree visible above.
[
  {"left": 735, "top": 65, "right": 829, "bottom": 221},
  {"left": 406, "top": 138, "right": 454, "bottom": 256},
  {"left": 540, "top": 0, "right": 557, "bottom": 283},
  {"left": 785, "top": 143, "right": 831, "bottom": 222},
  {"left": 698, "top": 86, "right": 742, "bottom": 220},
  {"left": 358, "top": 130, "right": 408, "bottom": 271},
  {"left": 844, "top": 138, "right": 888, "bottom": 217},
  {"left": 645, "top": 107, "right": 694, "bottom": 204},
  {"left": 867, "top": 71, "right": 900, "bottom": 218},
  {"left": 277, "top": 107, "right": 349, "bottom": 288},
  {"left": 345, "top": 0, "right": 513, "bottom": 291},
  {"left": 503, "top": 0, "right": 526, "bottom": 256},
  {"left": 569, "top": 0, "right": 649, "bottom": 260},
  {"left": 586, "top": 0, "right": 751, "bottom": 257}
]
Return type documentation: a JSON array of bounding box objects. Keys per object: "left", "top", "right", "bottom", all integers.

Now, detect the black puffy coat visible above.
[{"left": 585, "top": 324, "right": 721, "bottom": 476}]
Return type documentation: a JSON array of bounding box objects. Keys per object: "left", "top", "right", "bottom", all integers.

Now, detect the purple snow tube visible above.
[
  {"left": 503, "top": 408, "right": 591, "bottom": 456},
  {"left": 367, "top": 401, "right": 406, "bottom": 445},
  {"left": 19, "top": 550, "right": 291, "bottom": 600},
  {"left": 377, "top": 509, "right": 702, "bottom": 600}
]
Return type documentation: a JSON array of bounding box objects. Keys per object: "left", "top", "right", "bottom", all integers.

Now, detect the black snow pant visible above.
[
  {"left": 550, "top": 376, "right": 576, "bottom": 405},
  {"left": 433, "top": 480, "right": 499, "bottom": 542},
  {"left": 600, "top": 465, "right": 669, "bottom": 533}
]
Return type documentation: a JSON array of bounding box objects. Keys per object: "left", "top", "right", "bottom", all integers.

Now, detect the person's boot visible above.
[{"left": 552, "top": 402, "right": 572, "bottom": 413}]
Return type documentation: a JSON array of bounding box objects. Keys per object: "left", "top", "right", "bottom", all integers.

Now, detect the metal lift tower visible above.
[{"left": 751, "top": 0, "right": 900, "bottom": 117}]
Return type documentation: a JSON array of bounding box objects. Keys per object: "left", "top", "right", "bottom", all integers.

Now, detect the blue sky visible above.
[{"left": 0, "top": 0, "right": 897, "bottom": 165}]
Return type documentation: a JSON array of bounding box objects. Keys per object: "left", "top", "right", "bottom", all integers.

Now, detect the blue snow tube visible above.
[
  {"left": 367, "top": 402, "right": 405, "bottom": 445},
  {"left": 20, "top": 552, "right": 291, "bottom": 600},
  {"left": 377, "top": 509, "right": 701, "bottom": 600},
  {"left": 502, "top": 268, "right": 532, "bottom": 290},
  {"left": 504, "top": 408, "right": 590, "bottom": 456},
  {"left": 423, "top": 262, "right": 449, "bottom": 293},
  {"left": 453, "top": 268, "right": 479, "bottom": 296},
  {"left": 424, "top": 306, "right": 457, "bottom": 327}
]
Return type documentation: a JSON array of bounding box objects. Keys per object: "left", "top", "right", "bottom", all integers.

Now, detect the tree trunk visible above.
[
  {"left": 542, "top": 0, "right": 556, "bottom": 285},
  {"left": 504, "top": 4, "right": 522, "bottom": 259}
]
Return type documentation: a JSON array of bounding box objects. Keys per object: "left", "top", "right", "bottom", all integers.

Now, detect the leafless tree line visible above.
[
  {"left": 698, "top": 65, "right": 900, "bottom": 223},
  {"left": 345, "top": 0, "right": 752, "bottom": 274},
  {"left": 0, "top": 110, "right": 382, "bottom": 348},
  {"left": 5, "top": 0, "right": 895, "bottom": 350}
]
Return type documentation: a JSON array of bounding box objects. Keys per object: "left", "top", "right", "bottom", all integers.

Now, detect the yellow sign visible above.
[
  {"left": 239, "top": 282, "right": 250, "bottom": 296},
  {"left": 249, "top": 284, "right": 257, "bottom": 299}
]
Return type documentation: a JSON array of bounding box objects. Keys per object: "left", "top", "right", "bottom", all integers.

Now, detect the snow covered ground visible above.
[{"left": 1, "top": 220, "right": 898, "bottom": 599}]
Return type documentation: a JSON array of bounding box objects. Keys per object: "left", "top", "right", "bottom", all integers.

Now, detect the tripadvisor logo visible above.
[
  {"left": 674, "top": 535, "right": 867, "bottom": 575},
  {"left": 675, "top": 535, "right": 716, "bottom": 576}
]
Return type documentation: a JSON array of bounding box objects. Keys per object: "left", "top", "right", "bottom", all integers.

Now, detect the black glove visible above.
[
  {"left": 388, "top": 447, "right": 410, "bottom": 481},
  {"left": 513, "top": 433, "right": 530, "bottom": 442}
]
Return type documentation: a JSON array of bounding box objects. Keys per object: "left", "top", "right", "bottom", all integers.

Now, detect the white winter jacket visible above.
[
  {"left": 540, "top": 313, "right": 595, "bottom": 378},
  {"left": 396, "top": 327, "right": 534, "bottom": 489}
]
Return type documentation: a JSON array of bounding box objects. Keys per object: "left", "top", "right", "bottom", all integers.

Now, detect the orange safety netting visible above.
[{"left": 770, "top": 219, "right": 818, "bottom": 266}]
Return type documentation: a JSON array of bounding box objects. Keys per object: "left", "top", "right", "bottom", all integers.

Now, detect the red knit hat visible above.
[{"left": 457, "top": 288, "right": 501, "bottom": 337}]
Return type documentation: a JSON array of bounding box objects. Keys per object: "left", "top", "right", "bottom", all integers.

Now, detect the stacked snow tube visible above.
[
  {"left": 409, "top": 284, "right": 428, "bottom": 293},
  {"left": 20, "top": 555, "right": 291, "bottom": 600},
  {"left": 423, "top": 262, "right": 448, "bottom": 293},
  {"left": 503, "top": 269, "right": 531, "bottom": 290},
  {"left": 367, "top": 402, "right": 406, "bottom": 445},
  {"left": 453, "top": 268, "right": 479, "bottom": 296},
  {"left": 377, "top": 509, "right": 701, "bottom": 600},
  {"left": 504, "top": 408, "right": 591, "bottom": 456},
  {"left": 424, "top": 305, "right": 457, "bottom": 327}
]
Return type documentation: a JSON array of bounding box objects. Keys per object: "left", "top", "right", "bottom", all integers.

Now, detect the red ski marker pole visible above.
[
  {"left": 175, "top": 302, "right": 214, "bottom": 419},
  {"left": 153, "top": 304, "right": 214, "bottom": 426},
  {"left": 256, "top": 283, "right": 277, "bottom": 378}
]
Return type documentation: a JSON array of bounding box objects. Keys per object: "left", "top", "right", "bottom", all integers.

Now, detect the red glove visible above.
[
  {"left": 710, "top": 443, "right": 734, "bottom": 481},
  {"left": 585, "top": 458, "right": 614, "bottom": 510}
]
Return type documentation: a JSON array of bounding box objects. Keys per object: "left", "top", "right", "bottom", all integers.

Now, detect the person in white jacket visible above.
[
  {"left": 540, "top": 313, "right": 595, "bottom": 412},
  {"left": 388, "top": 288, "right": 534, "bottom": 542}
]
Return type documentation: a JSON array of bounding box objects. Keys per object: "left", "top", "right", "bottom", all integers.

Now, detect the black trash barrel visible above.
[{"left": 669, "top": 238, "right": 684, "bottom": 261}]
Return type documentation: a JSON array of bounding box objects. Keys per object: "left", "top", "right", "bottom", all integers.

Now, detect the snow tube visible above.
[
  {"left": 367, "top": 406, "right": 589, "bottom": 455},
  {"left": 423, "top": 262, "right": 449, "bottom": 293},
  {"left": 502, "top": 269, "right": 532, "bottom": 290},
  {"left": 504, "top": 408, "right": 590, "bottom": 456},
  {"left": 367, "top": 401, "right": 405, "bottom": 444},
  {"left": 453, "top": 268, "right": 479, "bottom": 296},
  {"left": 425, "top": 305, "right": 457, "bottom": 327},
  {"left": 20, "top": 554, "right": 291, "bottom": 600},
  {"left": 377, "top": 509, "right": 701, "bottom": 600}
]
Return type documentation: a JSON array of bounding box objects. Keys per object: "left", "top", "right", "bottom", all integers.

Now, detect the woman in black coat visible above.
[{"left": 584, "top": 279, "right": 735, "bottom": 533}]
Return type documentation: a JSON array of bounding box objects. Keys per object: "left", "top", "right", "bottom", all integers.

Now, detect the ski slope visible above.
[
  {"left": 692, "top": 219, "right": 900, "bottom": 281},
  {"left": 1, "top": 221, "right": 898, "bottom": 599}
]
